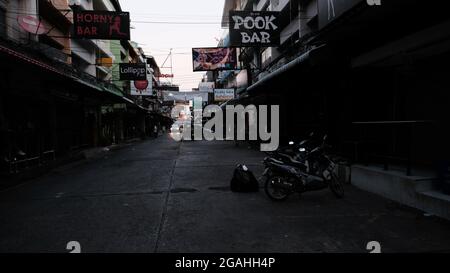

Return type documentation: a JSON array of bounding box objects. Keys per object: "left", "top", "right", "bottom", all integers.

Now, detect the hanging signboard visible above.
[
  {"left": 229, "top": 11, "right": 280, "bottom": 47},
  {"left": 192, "top": 48, "right": 237, "bottom": 72},
  {"left": 131, "top": 79, "right": 152, "bottom": 96},
  {"left": 199, "top": 82, "right": 215, "bottom": 93},
  {"left": 73, "top": 11, "right": 130, "bottom": 40},
  {"left": 119, "top": 63, "right": 147, "bottom": 81},
  {"left": 214, "top": 89, "right": 235, "bottom": 102},
  {"left": 134, "top": 80, "right": 149, "bottom": 90},
  {"left": 131, "top": 68, "right": 152, "bottom": 96}
]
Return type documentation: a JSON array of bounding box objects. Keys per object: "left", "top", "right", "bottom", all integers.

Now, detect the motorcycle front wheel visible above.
[
  {"left": 265, "top": 176, "right": 290, "bottom": 201},
  {"left": 329, "top": 173, "right": 345, "bottom": 198}
]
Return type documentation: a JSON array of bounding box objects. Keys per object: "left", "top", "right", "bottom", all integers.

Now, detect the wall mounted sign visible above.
[
  {"left": 229, "top": 11, "right": 280, "bottom": 47},
  {"left": 73, "top": 11, "right": 130, "bottom": 40}
]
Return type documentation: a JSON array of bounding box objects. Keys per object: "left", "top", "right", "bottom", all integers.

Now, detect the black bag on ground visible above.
[{"left": 230, "top": 164, "right": 259, "bottom": 192}]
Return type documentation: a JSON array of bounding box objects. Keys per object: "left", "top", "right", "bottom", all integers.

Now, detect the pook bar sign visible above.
[
  {"left": 229, "top": 11, "right": 280, "bottom": 47},
  {"left": 73, "top": 10, "right": 130, "bottom": 40}
]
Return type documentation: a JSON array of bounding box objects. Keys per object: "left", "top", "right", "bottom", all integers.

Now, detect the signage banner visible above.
[
  {"left": 73, "top": 11, "right": 130, "bottom": 40},
  {"left": 214, "top": 89, "right": 235, "bottom": 102},
  {"left": 229, "top": 11, "right": 280, "bottom": 47},
  {"left": 119, "top": 63, "right": 147, "bottom": 81},
  {"left": 131, "top": 69, "right": 152, "bottom": 96},
  {"left": 131, "top": 83, "right": 152, "bottom": 96},
  {"left": 192, "top": 48, "right": 237, "bottom": 72}
]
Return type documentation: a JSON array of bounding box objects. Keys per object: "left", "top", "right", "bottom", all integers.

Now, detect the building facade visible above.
[
  {"left": 0, "top": 0, "right": 167, "bottom": 179},
  {"left": 220, "top": 0, "right": 450, "bottom": 195}
]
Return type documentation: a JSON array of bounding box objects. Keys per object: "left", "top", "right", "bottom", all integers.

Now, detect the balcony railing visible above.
[{"left": 1, "top": 34, "right": 124, "bottom": 98}]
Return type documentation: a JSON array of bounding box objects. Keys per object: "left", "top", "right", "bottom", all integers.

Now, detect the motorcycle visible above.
[
  {"left": 262, "top": 135, "right": 345, "bottom": 201},
  {"left": 264, "top": 132, "right": 316, "bottom": 166}
]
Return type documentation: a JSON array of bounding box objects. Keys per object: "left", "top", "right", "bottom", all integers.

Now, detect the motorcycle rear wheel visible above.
[
  {"left": 265, "top": 176, "right": 290, "bottom": 201},
  {"left": 330, "top": 173, "right": 345, "bottom": 198}
]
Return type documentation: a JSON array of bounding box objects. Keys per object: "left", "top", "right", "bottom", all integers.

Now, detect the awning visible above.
[
  {"left": 122, "top": 97, "right": 135, "bottom": 105},
  {"left": 0, "top": 44, "right": 66, "bottom": 77},
  {"left": 120, "top": 97, "right": 150, "bottom": 113},
  {"left": 150, "top": 111, "right": 174, "bottom": 122},
  {"left": 103, "top": 86, "right": 123, "bottom": 98},
  {"left": 246, "top": 45, "right": 327, "bottom": 93},
  {"left": 73, "top": 78, "right": 104, "bottom": 92},
  {"left": 236, "top": 87, "right": 247, "bottom": 95}
]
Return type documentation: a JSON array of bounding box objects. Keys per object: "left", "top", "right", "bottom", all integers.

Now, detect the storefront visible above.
[
  {"left": 235, "top": 0, "right": 450, "bottom": 179},
  {"left": 0, "top": 40, "right": 121, "bottom": 175}
]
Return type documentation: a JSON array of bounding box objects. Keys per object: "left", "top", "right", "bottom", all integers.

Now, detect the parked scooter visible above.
[
  {"left": 264, "top": 132, "right": 316, "bottom": 167},
  {"left": 262, "top": 135, "right": 345, "bottom": 201}
]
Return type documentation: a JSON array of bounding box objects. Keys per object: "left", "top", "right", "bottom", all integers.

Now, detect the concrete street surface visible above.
[{"left": 1, "top": 135, "right": 449, "bottom": 253}]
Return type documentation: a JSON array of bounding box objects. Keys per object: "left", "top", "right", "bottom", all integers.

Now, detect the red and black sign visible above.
[{"left": 73, "top": 11, "right": 130, "bottom": 40}]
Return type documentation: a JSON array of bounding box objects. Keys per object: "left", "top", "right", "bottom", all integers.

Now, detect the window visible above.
[
  {"left": 0, "top": 8, "right": 6, "bottom": 38},
  {"left": 261, "top": 48, "right": 272, "bottom": 67}
]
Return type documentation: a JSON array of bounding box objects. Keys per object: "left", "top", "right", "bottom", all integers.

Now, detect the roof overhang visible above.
[{"left": 247, "top": 45, "right": 327, "bottom": 94}]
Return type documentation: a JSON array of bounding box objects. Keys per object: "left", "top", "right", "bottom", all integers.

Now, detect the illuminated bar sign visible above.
[
  {"left": 73, "top": 11, "right": 130, "bottom": 40},
  {"left": 229, "top": 11, "right": 280, "bottom": 47},
  {"left": 119, "top": 63, "right": 147, "bottom": 81}
]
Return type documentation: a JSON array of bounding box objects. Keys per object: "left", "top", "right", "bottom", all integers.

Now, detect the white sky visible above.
[{"left": 120, "top": 0, "right": 226, "bottom": 91}]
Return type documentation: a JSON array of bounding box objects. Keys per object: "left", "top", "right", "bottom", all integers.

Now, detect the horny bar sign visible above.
[
  {"left": 73, "top": 11, "right": 130, "bottom": 40},
  {"left": 229, "top": 11, "right": 280, "bottom": 47}
]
